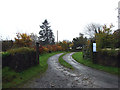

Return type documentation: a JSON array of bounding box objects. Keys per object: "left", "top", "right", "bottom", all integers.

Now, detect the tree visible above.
[
  {"left": 38, "top": 19, "right": 55, "bottom": 45},
  {"left": 72, "top": 33, "right": 87, "bottom": 50},
  {"left": 85, "top": 23, "right": 102, "bottom": 38},
  {"left": 14, "top": 33, "right": 32, "bottom": 47},
  {"left": 95, "top": 24, "right": 114, "bottom": 49},
  {"left": 30, "top": 33, "right": 38, "bottom": 46},
  {"left": 113, "top": 29, "right": 120, "bottom": 48},
  {"left": 58, "top": 40, "right": 71, "bottom": 51}
]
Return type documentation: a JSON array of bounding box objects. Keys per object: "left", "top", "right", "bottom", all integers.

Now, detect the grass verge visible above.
[
  {"left": 2, "top": 51, "right": 62, "bottom": 88},
  {"left": 59, "top": 52, "right": 74, "bottom": 70},
  {"left": 72, "top": 52, "right": 120, "bottom": 76}
]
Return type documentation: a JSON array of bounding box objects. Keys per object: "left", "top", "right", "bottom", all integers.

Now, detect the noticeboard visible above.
[{"left": 93, "top": 43, "right": 96, "bottom": 52}]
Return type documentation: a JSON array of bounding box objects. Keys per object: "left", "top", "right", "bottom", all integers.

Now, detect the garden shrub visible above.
[
  {"left": 43, "top": 47, "right": 49, "bottom": 53},
  {"left": 82, "top": 40, "right": 93, "bottom": 60},
  {"left": 46, "top": 45, "right": 53, "bottom": 52},
  {"left": 38, "top": 44, "right": 67, "bottom": 54},
  {"left": 57, "top": 45, "right": 62, "bottom": 51},
  {"left": 51, "top": 45, "right": 57, "bottom": 52},
  {"left": 14, "top": 33, "right": 32, "bottom": 47},
  {"left": 2, "top": 47, "right": 37, "bottom": 72},
  {"left": 82, "top": 47, "right": 91, "bottom": 60},
  {"left": 39, "top": 45, "right": 44, "bottom": 54}
]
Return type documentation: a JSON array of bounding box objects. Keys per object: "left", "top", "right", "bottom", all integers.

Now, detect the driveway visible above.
[
  {"left": 22, "top": 52, "right": 119, "bottom": 88},
  {"left": 63, "top": 52, "right": 119, "bottom": 88}
]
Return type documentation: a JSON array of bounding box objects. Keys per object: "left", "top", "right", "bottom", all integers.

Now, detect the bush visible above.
[
  {"left": 39, "top": 45, "right": 44, "bottom": 54},
  {"left": 2, "top": 47, "right": 37, "bottom": 72},
  {"left": 38, "top": 44, "right": 65, "bottom": 54},
  {"left": 43, "top": 47, "right": 49, "bottom": 53},
  {"left": 14, "top": 33, "right": 32, "bottom": 47},
  {"left": 57, "top": 45, "right": 62, "bottom": 51}
]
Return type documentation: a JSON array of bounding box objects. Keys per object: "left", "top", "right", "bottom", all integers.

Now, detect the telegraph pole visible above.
[{"left": 57, "top": 30, "right": 58, "bottom": 44}]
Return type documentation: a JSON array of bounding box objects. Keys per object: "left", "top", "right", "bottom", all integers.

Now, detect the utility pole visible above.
[{"left": 57, "top": 30, "right": 58, "bottom": 44}]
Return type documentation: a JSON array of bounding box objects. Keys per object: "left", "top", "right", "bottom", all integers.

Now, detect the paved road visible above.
[
  {"left": 63, "top": 52, "right": 119, "bottom": 88},
  {"left": 22, "top": 52, "right": 119, "bottom": 88}
]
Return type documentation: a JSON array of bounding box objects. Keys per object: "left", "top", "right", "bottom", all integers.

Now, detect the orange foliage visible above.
[
  {"left": 43, "top": 47, "right": 49, "bottom": 53},
  {"left": 14, "top": 33, "right": 32, "bottom": 47},
  {"left": 39, "top": 45, "right": 44, "bottom": 54},
  {"left": 57, "top": 45, "right": 62, "bottom": 51}
]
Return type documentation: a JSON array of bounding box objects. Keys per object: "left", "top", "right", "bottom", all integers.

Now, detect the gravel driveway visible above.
[{"left": 21, "top": 52, "right": 119, "bottom": 88}]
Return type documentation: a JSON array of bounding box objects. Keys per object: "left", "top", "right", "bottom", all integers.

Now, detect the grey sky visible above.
[{"left": 0, "top": 0, "right": 119, "bottom": 41}]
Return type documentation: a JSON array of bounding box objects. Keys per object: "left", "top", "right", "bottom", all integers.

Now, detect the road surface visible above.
[{"left": 21, "top": 52, "right": 119, "bottom": 88}]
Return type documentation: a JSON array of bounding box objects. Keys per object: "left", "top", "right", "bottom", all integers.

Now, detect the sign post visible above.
[
  {"left": 92, "top": 42, "right": 97, "bottom": 64},
  {"left": 36, "top": 42, "right": 39, "bottom": 64}
]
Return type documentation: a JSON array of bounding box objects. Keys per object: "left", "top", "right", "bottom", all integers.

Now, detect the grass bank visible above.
[
  {"left": 59, "top": 52, "right": 74, "bottom": 70},
  {"left": 72, "top": 52, "right": 119, "bottom": 76},
  {"left": 2, "top": 51, "right": 62, "bottom": 88}
]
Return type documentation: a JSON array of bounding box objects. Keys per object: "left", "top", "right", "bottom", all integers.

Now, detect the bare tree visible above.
[
  {"left": 84, "top": 23, "right": 102, "bottom": 38},
  {"left": 30, "top": 33, "right": 38, "bottom": 46}
]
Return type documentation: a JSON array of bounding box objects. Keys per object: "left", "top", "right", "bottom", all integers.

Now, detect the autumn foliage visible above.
[
  {"left": 37, "top": 44, "right": 63, "bottom": 54},
  {"left": 13, "top": 33, "right": 71, "bottom": 54},
  {"left": 14, "top": 33, "right": 32, "bottom": 47}
]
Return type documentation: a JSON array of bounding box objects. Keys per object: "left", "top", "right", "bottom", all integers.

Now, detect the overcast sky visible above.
[{"left": 0, "top": 0, "right": 119, "bottom": 42}]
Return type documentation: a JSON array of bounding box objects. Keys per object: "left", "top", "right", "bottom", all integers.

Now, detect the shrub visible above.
[
  {"left": 47, "top": 45, "right": 53, "bottom": 52},
  {"left": 14, "top": 33, "right": 32, "bottom": 47},
  {"left": 57, "top": 45, "right": 62, "bottom": 51},
  {"left": 51, "top": 45, "right": 57, "bottom": 52},
  {"left": 39, "top": 45, "right": 44, "bottom": 54},
  {"left": 43, "top": 47, "right": 49, "bottom": 53}
]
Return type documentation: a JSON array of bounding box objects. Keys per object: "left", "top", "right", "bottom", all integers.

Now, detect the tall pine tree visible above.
[{"left": 39, "top": 19, "right": 55, "bottom": 45}]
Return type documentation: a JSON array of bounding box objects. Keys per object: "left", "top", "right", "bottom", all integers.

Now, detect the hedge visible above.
[
  {"left": 82, "top": 47, "right": 120, "bottom": 67},
  {"left": 96, "top": 49, "right": 120, "bottom": 67},
  {"left": 2, "top": 47, "right": 37, "bottom": 72}
]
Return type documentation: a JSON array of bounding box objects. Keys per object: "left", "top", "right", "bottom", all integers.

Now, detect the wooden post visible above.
[{"left": 36, "top": 42, "right": 39, "bottom": 64}]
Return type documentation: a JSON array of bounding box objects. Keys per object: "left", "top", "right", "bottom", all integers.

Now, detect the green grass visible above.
[
  {"left": 2, "top": 51, "right": 62, "bottom": 88},
  {"left": 59, "top": 52, "right": 74, "bottom": 70},
  {"left": 72, "top": 52, "right": 120, "bottom": 76}
]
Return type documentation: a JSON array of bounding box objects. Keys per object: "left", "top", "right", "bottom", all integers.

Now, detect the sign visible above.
[{"left": 93, "top": 43, "right": 96, "bottom": 52}]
